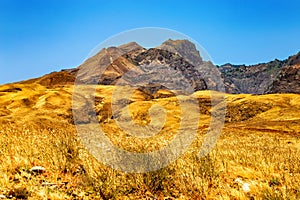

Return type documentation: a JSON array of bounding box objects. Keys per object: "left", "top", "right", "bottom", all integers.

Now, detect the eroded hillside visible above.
[{"left": 1, "top": 83, "right": 299, "bottom": 130}]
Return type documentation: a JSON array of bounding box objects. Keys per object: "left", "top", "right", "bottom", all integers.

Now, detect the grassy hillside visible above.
[{"left": 0, "top": 83, "right": 299, "bottom": 199}]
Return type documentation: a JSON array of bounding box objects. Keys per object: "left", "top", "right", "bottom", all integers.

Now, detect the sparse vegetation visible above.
[
  {"left": 0, "top": 84, "right": 300, "bottom": 199},
  {"left": 1, "top": 121, "right": 299, "bottom": 199}
]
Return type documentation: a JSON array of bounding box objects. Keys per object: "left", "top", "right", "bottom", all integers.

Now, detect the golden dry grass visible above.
[{"left": 0, "top": 83, "right": 300, "bottom": 199}]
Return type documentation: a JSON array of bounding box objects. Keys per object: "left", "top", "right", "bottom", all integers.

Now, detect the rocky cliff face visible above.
[
  {"left": 219, "top": 59, "right": 285, "bottom": 94},
  {"left": 21, "top": 39, "right": 300, "bottom": 94},
  {"left": 266, "top": 52, "right": 300, "bottom": 93},
  {"left": 219, "top": 52, "right": 300, "bottom": 94},
  {"left": 158, "top": 39, "right": 203, "bottom": 66}
]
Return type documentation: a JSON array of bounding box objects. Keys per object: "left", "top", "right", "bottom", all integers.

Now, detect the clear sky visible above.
[{"left": 1, "top": 0, "right": 300, "bottom": 84}]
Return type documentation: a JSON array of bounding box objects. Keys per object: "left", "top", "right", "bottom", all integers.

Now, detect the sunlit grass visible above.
[
  {"left": 0, "top": 84, "right": 300, "bottom": 199},
  {"left": 0, "top": 121, "right": 299, "bottom": 199}
]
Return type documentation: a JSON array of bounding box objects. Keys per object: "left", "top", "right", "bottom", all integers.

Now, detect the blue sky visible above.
[{"left": 1, "top": 0, "right": 300, "bottom": 84}]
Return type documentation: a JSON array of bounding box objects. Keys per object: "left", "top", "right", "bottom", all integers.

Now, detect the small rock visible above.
[
  {"left": 30, "top": 166, "right": 46, "bottom": 174},
  {"left": 234, "top": 178, "right": 251, "bottom": 193},
  {"left": 242, "top": 183, "right": 250, "bottom": 193},
  {"left": 72, "top": 164, "right": 86, "bottom": 175},
  {"left": 8, "top": 186, "right": 29, "bottom": 199},
  {"left": 234, "top": 178, "right": 244, "bottom": 185}
]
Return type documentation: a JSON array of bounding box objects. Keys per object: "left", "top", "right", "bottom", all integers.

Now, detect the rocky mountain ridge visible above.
[
  {"left": 20, "top": 39, "right": 300, "bottom": 94},
  {"left": 219, "top": 51, "right": 300, "bottom": 94}
]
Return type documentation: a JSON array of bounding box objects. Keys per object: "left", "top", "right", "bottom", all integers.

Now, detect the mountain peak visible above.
[
  {"left": 158, "top": 39, "right": 203, "bottom": 65},
  {"left": 287, "top": 51, "right": 300, "bottom": 66},
  {"left": 162, "top": 39, "right": 194, "bottom": 46},
  {"left": 118, "top": 42, "right": 143, "bottom": 52}
]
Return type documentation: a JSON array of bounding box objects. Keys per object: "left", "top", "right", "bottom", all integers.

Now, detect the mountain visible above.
[
  {"left": 19, "top": 39, "right": 300, "bottom": 94},
  {"left": 266, "top": 52, "right": 300, "bottom": 93},
  {"left": 219, "top": 52, "right": 300, "bottom": 94},
  {"left": 158, "top": 39, "right": 203, "bottom": 66},
  {"left": 219, "top": 59, "right": 285, "bottom": 94},
  {"left": 74, "top": 39, "right": 210, "bottom": 93}
]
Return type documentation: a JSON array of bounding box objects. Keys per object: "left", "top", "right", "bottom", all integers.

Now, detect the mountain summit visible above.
[
  {"left": 158, "top": 39, "right": 203, "bottom": 65},
  {"left": 70, "top": 39, "right": 209, "bottom": 92}
]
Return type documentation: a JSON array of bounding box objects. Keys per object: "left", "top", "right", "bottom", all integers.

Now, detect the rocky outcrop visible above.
[
  {"left": 219, "top": 59, "right": 285, "bottom": 94},
  {"left": 219, "top": 51, "right": 300, "bottom": 94},
  {"left": 124, "top": 48, "right": 207, "bottom": 92},
  {"left": 158, "top": 39, "right": 203, "bottom": 66},
  {"left": 266, "top": 56, "right": 300, "bottom": 94}
]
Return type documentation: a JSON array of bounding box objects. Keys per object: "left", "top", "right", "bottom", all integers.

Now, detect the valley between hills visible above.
[{"left": 0, "top": 40, "right": 300, "bottom": 199}]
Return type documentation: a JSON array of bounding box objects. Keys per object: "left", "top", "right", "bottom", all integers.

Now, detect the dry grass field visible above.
[{"left": 0, "top": 83, "right": 300, "bottom": 199}]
